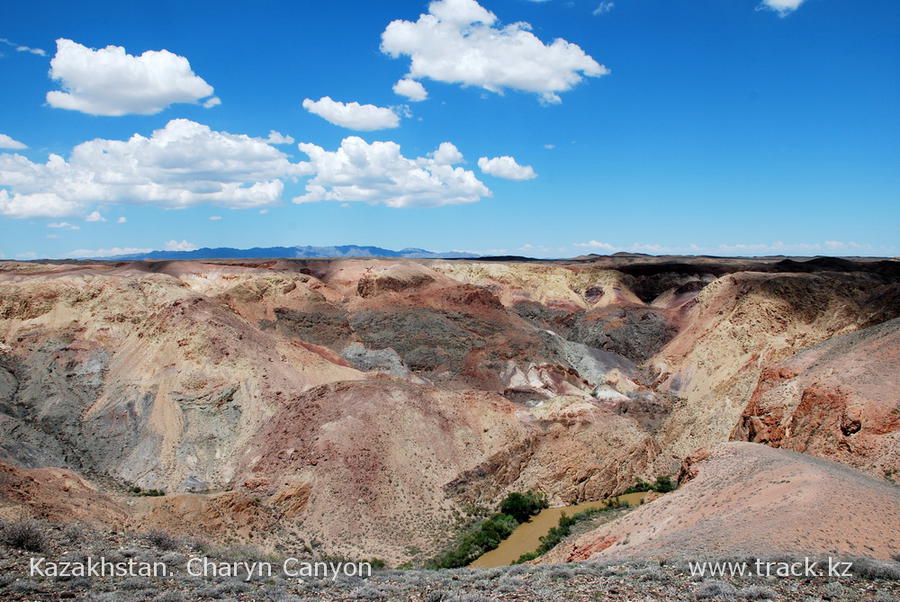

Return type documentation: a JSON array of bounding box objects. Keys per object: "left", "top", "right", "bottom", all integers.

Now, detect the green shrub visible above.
[
  {"left": 428, "top": 513, "right": 519, "bottom": 568},
  {"left": 129, "top": 486, "right": 165, "bottom": 497},
  {"left": 499, "top": 491, "right": 548, "bottom": 523},
  {"left": 650, "top": 476, "right": 675, "bottom": 493},
  {"left": 624, "top": 476, "right": 676, "bottom": 494},
  {"left": 514, "top": 498, "right": 629, "bottom": 564},
  {"left": 428, "top": 491, "right": 551, "bottom": 569}
]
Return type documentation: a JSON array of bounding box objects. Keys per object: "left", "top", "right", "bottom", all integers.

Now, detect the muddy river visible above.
[{"left": 470, "top": 491, "right": 648, "bottom": 568}]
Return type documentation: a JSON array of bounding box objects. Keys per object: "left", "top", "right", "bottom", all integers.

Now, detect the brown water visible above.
[{"left": 469, "top": 492, "right": 648, "bottom": 568}]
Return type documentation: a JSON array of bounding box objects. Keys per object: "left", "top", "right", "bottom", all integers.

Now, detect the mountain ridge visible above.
[{"left": 102, "top": 244, "right": 479, "bottom": 261}]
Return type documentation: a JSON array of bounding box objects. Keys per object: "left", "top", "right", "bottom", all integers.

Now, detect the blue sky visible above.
[{"left": 1, "top": 0, "right": 897, "bottom": 258}]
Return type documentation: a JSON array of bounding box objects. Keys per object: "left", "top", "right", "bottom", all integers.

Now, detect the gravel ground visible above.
[{"left": 1, "top": 521, "right": 897, "bottom": 601}]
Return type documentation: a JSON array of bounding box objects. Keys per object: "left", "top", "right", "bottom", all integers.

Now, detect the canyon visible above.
[{"left": 0, "top": 253, "right": 897, "bottom": 570}]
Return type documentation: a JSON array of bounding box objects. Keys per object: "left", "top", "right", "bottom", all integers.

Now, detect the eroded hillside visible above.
[{"left": 0, "top": 255, "right": 897, "bottom": 564}]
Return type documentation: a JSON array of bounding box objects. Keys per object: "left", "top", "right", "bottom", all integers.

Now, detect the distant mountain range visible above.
[{"left": 104, "top": 245, "right": 479, "bottom": 261}]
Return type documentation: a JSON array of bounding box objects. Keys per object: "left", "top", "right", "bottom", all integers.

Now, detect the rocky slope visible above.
[
  {"left": 541, "top": 442, "right": 900, "bottom": 563},
  {"left": 731, "top": 317, "right": 900, "bottom": 479},
  {"left": 0, "top": 254, "right": 897, "bottom": 566}
]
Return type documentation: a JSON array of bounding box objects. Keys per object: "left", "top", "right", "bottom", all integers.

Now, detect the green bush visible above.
[
  {"left": 499, "top": 491, "right": 548, "bottom": 523},
  {"left": 428, "top": 513, "right": 519, "bottom": 568},
  {"left": 623, "top": 476, "right": 675, "bottom": 494},
  {"left": 129, "top": 486, "right": 165, "bottom": 497},
  {"left": 428, "top": 491, "right": 549, "bottom": 569},
  {"left": 514, "top": 498, "right": 629, "bottom": 564}
]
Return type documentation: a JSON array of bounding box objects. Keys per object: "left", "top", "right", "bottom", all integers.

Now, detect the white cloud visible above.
[
  {"left": 567, "top": 240, "right": 882, "bottom": 257},
  {"left": 430, "top": 142, "right": 464, "bottom": 165},
  {"left": 67, "top": 246, "right": 152, "bottom": 258},
  {"left": 393, "top": 78, "right": 428, "bottom": 102},
  {"left": 574, "top": 240, "right": 614, "bottom": 250},
  {"left": 301, "top": 97, "right": 400, "bottom": 130},
  {"left": 0, "top": 119, "right": 312, "bottom": 218},
  {"left": 46, "top": 234, "right": 60, "bottom": 239},
  {"left": 165, "top": 240, "right": 197, "bottom": 251},
  {"left": 0, "top": 134, "right": 27, "bottom": 150},
  {"left": 265, "top": 130, "right": 295, "bottom": 145},
  {"left": 0, "top": 191, "right": 81, "bottom": 219},
  {"left": 543, "top": 144, "right": 556, "bottom": 150},
  {"left": 0, "top": 38, "right": 46, "bottom": 56},
  {"left": 209, "top": 215, "right": 222, "bottom": 221},
  {"left": 294, "top": 136, "right": 490, "bottom": 208},
  {"left": 46, "top": 39, "right": 218, "bottom": 116},
  {"left": 116, "top": 216, "right": 127, "bottom": 223},
  {"left": 381, "top": 0, "right": 608, "bottom": 104},
  {"left": 202, "top": 96, "right": 221, "bottom": 108},
  {"left": 47, "top": 221, "right": 80, "bottom": 230},
  {"left": 518, "top": 243, "right": 549, "bottom": 253},
  {"left": 85, "top": 210, "right": 106, "bottom": 222},
  {"left": 258, "top": 208, "right": 269, "bottom": 214},
  {"left": 477, "top": 155, "right": 537, "bottom": 180},
  {"left": 758, "top": 0, "right": 805, "bottom": 16},
  {"left": 593, "top": 2, "right": 614, "bottom": 16}
]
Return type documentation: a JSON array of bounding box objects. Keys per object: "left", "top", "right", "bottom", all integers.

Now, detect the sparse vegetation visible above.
[
  {"left": 695, "top": 579, "right": 737, "bottom": 599},
  {"left": 0, "top": 519, "right": 47, "bottom": 552},
  {"left": 515, "top": 497, "right": 629, "bottom": 563},
  {"left": 129, "top": 486, "right": 165, "bottom": 497},
  {"left": 737, "top": 584, "right": 778, "bottom": 600},
  {"left": 144, "top": 529, "right": 179, "bottom": 551},
  {"left": 850, "top": 557, "right": 900, "bottom": 581},
  {"left": 0, "top": 519, "right": 895, "bottom": 601},
  {"left": 428, "top": 491, "right": 548, "bottom": 569},
  {"left": 428, "top": 513, "right": 519, "bottom": 569},
  {"left": 624, "top": 475, "right": 676, "bottom": 494}
]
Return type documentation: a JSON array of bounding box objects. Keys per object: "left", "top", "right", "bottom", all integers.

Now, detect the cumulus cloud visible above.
[
  {"left": 301, "top": 97, "right": 401, "bottom": 130},
  {"left": 758, "top": 0, "right": 805, "bottom": 16},
  {"left": 265, "top": 130, "right": 295, "bottom": 145},
  {"left": 0, "top": 119, "right": 312, "bottom": 218},
  {"left": 543, "top": 144, "right": 556, "bottom": 150},
  {"left": 0, "top": 38, "right": 46, "bottom": 56},
  {"left": 593, "top": 1, "right": 614, "bottom": 16},
  {"left": 47, "top": 222, "right": 80, "bottom": 230},
  {"left": 84, "top": 210, "right": 106, "bottom": 222},
  {"left": 116, "top": 216, "right": 127, "bottom": 223},
  {"left": 430, "top": 142, "right": 464, "bottom": 165},
  {"left": 381, "top": 0, "right": 607, "bottom": 104},
  {"left": 0, "top": 134, "right": 27, "bottom": 150},
  {"left": 165, "top": 240, "right": 197, "bottom": 251},
  {"left": 393, "top": 78, "right": 428, "bottom": 102},
  {"left": 477, "top": 155, "right": 537, "bottom": 180},
  {"left": 294, "top": 137, "right": 489, "bottom": 208},
  {"left": 0, "top": 191, "right": 81, "bottom": 219},
  {"left": 46, "top": 39, "right": 218, "bottom": 116}
]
